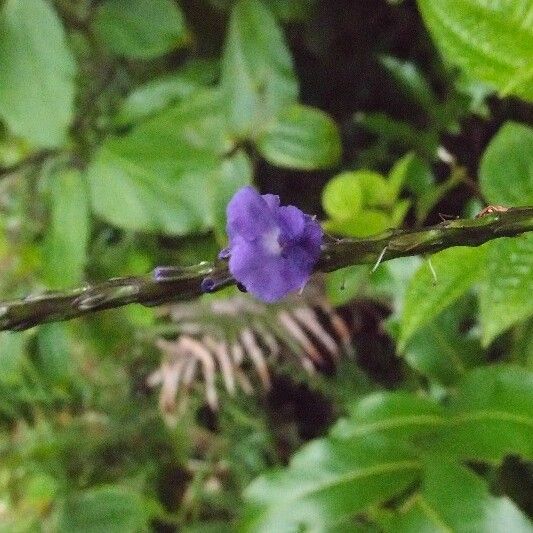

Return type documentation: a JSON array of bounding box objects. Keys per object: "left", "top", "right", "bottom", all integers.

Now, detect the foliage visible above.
[
  {"left": 0, "top": 0, "right": 531, "bottom": 531},
  {"left": 417, "top": 0, "right": 533, "bottom": 102},
  {"left": 0, "top": 0, "right": 75, "bottom": 147},
  {"left": 242, "top": 366, "right": 533, "bottom": 532}
]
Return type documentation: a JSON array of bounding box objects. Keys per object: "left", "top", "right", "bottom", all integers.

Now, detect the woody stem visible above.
[{"left": 0, "top": 206, "right": 531, "bottom": 332}]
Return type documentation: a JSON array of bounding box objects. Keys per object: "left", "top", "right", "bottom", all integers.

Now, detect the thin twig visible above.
[{"left": 0, "top": 206, "right": 531, "bottom": 331}]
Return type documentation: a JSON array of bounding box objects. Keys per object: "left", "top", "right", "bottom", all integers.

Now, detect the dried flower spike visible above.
[{"left": 219, "top": 187, "right": 323, "bottom": 302}]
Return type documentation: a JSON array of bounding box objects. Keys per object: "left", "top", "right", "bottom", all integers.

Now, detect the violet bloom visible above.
[{"left": 219, "top": 187, "right": 323, "bottom": 302}]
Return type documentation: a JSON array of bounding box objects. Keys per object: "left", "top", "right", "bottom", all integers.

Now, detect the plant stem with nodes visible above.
[{"left": 0, "top": 206, "right": 531, "bottom": 332}]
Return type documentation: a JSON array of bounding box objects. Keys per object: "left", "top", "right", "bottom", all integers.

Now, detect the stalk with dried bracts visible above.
[{"left": 1, "top": 199, "right": 531, "bottom": 333}]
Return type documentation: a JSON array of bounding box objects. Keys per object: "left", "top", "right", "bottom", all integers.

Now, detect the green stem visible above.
[
  {"left": 0, "top": 206, "right": 531, "bottom": 332},
  {"left": 318, "top": 206, "right": 533, "bottom": 272}
]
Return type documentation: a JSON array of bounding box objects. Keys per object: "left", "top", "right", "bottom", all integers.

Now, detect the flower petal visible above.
[
  {"left": 301, "top": 215, "right": 323, "bottom": 260},
  {"left": 262, "top": 193, "right": 281, "bottom": 211},
  {"left": 226, "top": 186, "right": 275, "bottom": 241},
  {"left": 224, "top": 186, "right": 323, "bottom": 302},
  {"left": 278, "top": 205, "right": 306, "bottom": 242},
  {"left": 229, "top": 239, "right": 312, "bottom": 302}
]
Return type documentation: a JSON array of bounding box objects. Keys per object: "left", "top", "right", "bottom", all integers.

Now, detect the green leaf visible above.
[
  {"left": 479, "top": 234, "right": 533, "bottom": 346},
  {"left": 0, "top": 0, "right": 75, "bottom": 147},
  {"left": 416, "top": 0, "right": 533, "bottom": 101},
  {"left": 42, "top": 169, "right": 90, "bottom": 289},
  {"left": 241, "top": 437, "right": 420, "bottom": 532},
  {"left": 399, "top": 246, "right": 487, "bottom": 351},
  {"left": 88, "top": 90, "right": 235, "bottom": 235},
  {"left": 220, "top": 0, "right": 298, "bottom": 137},
  {"left": 116, "top": 59, "right": 218, "bottom": 126},
  {"left": 322, "top": 169, "right": 399, "bottom": 223},
  {"left": 394, "top": 461, "right": 533, "bottom": 532},
  {"left": 324, "top": 209, "right": 391, "bottom": 238},
  {"left": 58, "top": 485, "right": 153, "bottom": 533},
  {"left": 241, "top": 365, "right": 533, "bottom": 531},
  {"left": 479, "top": 122, "right": 533, "bottom": 206},
  {"left": 332, "top": 391, "right": 445, "bottom": 442},
  {"left": 256, "top": 105, "right": 341, "bottom": 169},
  {"left": 403, "top": 298, "right": 484, "bottom": 385},
  {"left": 322, "top": 167, "right": 409, "bottom": 237},
  {"left": 322, "top": 172, "right": 363, "bottom": 220},
  {"left": 431, "top": 365, "right": 533, "bottom": 462},
  {"left": 336, "top": 365, "right": 533, "bottom": 463},
  {"left": 325, "top": 265, "right": 368, "bottom": 307},
  {"left": 357, "top": 171, "right": 393, "bottom": 208},
  {"left": 93, "top": 0, "right": 186, "bottom": 59}
]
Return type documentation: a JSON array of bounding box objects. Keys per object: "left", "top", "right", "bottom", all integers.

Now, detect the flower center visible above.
[{"left": 261, "top": 227, "right": 283, "bottom": 256}]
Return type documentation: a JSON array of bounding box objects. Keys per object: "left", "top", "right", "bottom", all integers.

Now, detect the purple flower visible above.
[{"left": 219, "top": 186, "right": 323, "bottom": 302}]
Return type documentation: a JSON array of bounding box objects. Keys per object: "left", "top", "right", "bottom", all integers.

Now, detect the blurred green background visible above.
[{"left": 0, "top": 0, "right": 532, "bottom": 531}]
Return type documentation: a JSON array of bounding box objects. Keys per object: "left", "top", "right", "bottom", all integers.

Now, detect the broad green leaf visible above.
[
  {"left": 322, "top": 168, "right": 401, "bottom": 224},
  {"left": 335, "top": 366, "right": 533, "bottom": 463},
  {"left": 241, "top": 437, "right": 420, "bottom": 532},
  {"left": 373, "top": 256, "right": 424, "bottom": 311},
  {"left": 324, "top": 209, "right": 391, "bottom": 238},
  {"left": 220, "top": 0, "right": 298, "bottom": 137},
  {"left": 257, "top": 105, "right": 341, "bottom": 169},
  {"left": 399, "top": 246, "right": 487, "bottom": 351},
  {"left": 88, "top": 90, "right": 234, "bottom": 235},
  {"left": 357, "top": 171, "right": 393, "bottom": 207},
  {"left": 403, "top": 298, "right": 484, "bottom": 385},
  {"left": 242, "top": 366, "right": 532, "bottom": 533},
  {"left": 431, "top": 365, "right": 533, "bottom": 461},
  {"left": 58, "top": 485, "right": 153, "bottom": 533},
  {"left": 394, "top": 461, "right": 532, "bottom": 532},
  {"left": 325, "top": 265, "right": 368, "bottom": 307},
  {"left": 42, "top": 169, "right": 90, "bottom": 289},
  {"left": 332, "top": 391, "right": 445, "bottom": 442},
  {"left": 417, "top": 0, "right": 533, "bottom": 101},
  {"left": 93, "top": 0, "right": 186, "bottom": 59},
  {"left": 479, "top": 234, "right": 533, "bottom": 346},
  {"left": 479, "top": 122, "right": 533, "bottom": 206},
  {"left": 116, "top": 59, "right": 218, "bottom": 126},
  {"left": 322, "top": 172, "right": 363, "bottom": 221},
  {"left": 322, "top": 167, "right": 409, "bottom": 237},
  {"left": 0, "top": 0, "right": 75, "bottom": 147}
]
